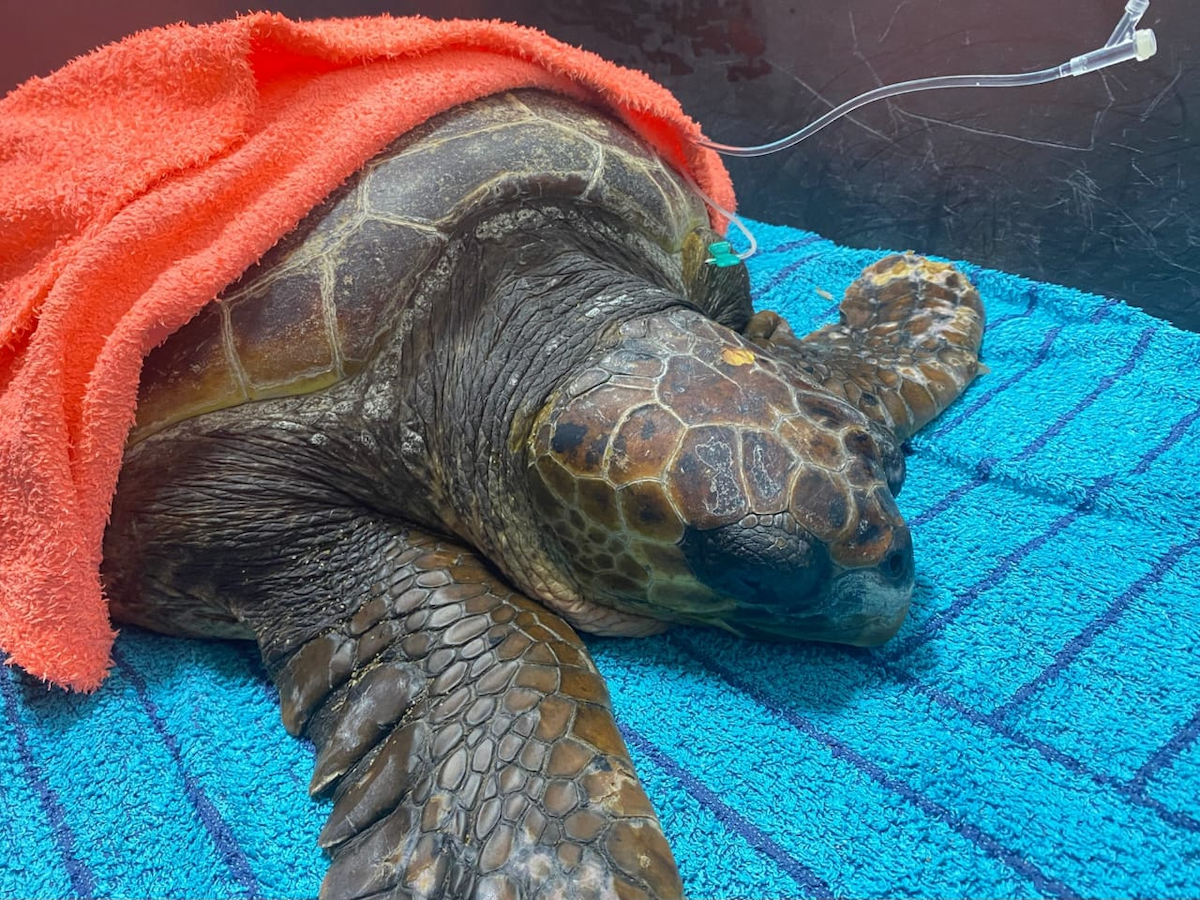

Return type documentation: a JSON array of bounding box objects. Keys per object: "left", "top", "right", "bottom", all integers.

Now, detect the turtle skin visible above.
[{"left": 102, "top": 91, "right": 985, "bottom": 899}]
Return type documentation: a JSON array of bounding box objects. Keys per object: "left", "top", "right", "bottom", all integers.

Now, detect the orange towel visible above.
[{"left": 0, "top": 13, "right": 735, "bottom": 691}]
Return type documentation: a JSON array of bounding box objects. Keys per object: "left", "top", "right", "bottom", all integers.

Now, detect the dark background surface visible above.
[{"left": 5, "top": 0, "right": 1197, "bottom": 330}]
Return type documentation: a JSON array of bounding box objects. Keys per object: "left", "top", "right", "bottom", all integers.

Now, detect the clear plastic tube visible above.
[
  {"left": 691, "top": 2, "right": 1158, "bottom": 262},
  {"left": 698, "top": 67, "right": 1063, "bottom": 158},
  {"left": 1105, "top": 0, "right": 1150, "bottom": 47},
  {"left": 698, "top": 11, "right": 1157, "bottom": 159}
]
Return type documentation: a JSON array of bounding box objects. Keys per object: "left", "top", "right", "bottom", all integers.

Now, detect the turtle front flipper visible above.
[
  {"left": 746, "top": 253, "right": 986, "bottom": 442},
  {"left": 244, "top": 523, "right": 681, "bottom": 900}
]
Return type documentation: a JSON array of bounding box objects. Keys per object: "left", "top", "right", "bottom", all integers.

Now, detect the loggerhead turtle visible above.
[{"left": 102, "top": 90, "right": 984, "bottom": 899}]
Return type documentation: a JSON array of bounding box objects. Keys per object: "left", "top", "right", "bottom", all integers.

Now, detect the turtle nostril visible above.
[
  {"left": 881, "top": 541, "right": 913, "bottom": 582},
  {"left": 876, "top": 521, "right": 914, "bottom": 584}
]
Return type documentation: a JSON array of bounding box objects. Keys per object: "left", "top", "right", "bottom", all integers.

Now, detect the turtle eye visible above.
[
  {"left": 680, "top": 514, "right": 829, "bottom": 611},
  {"left": 871, "top": 425, "right": 906, "bottom": 496},
  {"left": 842, "top": 425, "right": 906, "bottom": 496}
]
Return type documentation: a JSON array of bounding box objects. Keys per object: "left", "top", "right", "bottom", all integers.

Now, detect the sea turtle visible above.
[{"left": 102, "top": 90, "right": 984, "bottom": 900}]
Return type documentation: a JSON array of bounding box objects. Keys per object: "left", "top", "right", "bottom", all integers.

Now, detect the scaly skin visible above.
[
  {"left": 267, "top": 527, "right": 680, "bottom": 900},
  {"left": 521, "top": 305, "right": 916, "bottom": 643}
]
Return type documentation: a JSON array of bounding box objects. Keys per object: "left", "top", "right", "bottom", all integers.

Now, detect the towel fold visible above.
[{"left": 0, "top": 14, "right": 734, "bottom": 691}]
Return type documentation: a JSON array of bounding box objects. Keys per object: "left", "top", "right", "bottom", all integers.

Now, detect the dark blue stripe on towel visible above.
[
  {"left": 1133, "top": 398, "right": 1200, "bottom": 475},
  {"left": 1131, "top": 707, "right": 1200, "bottom": 793},
  {"left": 766, "top": 236, "right": 824, "bottom": 258},
  {"left": 112, "top": 648, "right": 261, "bottom": 898},
  {"left": 886, "top": 668, "right": 1200, "bottom": 833},
  {"left": 1012, "top": 327, "right": 1156, "bottom": 463},
  {"left": 993, "top": 532, "right": 1200, "bottom": 721},
  {"left": 884, "top": 476, "right": 1111, "bottom": 661},
  {"left": 751, "top": 252, "right": 823, "bottom": 302},
  {"left": 0, "top": 669, "right": 96, "bottom": 899},
  {"left": 618, "top": 722, "right": 834, "bottom": 898},
  {"left": 672, "top": 638, "right": 1083, "bottom": 900},
  {"left": 911, "top": 458, "right": 998, "bottom": 528},
  {"left": 899, "top": 376, "right": 1187, "bottom": 659},
  {"left": 912, "top": 326, "right": 1156, "bottom": 529},
  {"left": 982, "top": 285, "right": 1039, "bottom": 332},
  {"left": 927, "top": 327, "right": 1063, "bottom": 441}
]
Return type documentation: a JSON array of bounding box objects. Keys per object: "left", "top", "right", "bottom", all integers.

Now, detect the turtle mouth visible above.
[{"left": 724, "top": 572, "right": 912, "bottom": 646}]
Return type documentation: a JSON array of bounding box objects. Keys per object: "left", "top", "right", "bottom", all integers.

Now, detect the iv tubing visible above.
[
  {"left": 692, "top": 2, "right": 1157, "bottom": 261},
  {"left": 678, "top": 167, "right": 760, "bottom": 264},
  {"left": 699, "top": 17, "right": 1156, "bottom": 159}
]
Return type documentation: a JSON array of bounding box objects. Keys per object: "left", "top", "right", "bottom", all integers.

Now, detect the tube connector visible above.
[
  {"left": 706, "top": 241, "right": 743, "bottom": 267},
  {"left": 1064, "top": 28, "right": 1157, "bottom": 77}
]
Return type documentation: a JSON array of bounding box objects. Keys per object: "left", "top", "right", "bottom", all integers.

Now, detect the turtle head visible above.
[{"left": 523, "top": 307, "right": 913, "bottom": 647}]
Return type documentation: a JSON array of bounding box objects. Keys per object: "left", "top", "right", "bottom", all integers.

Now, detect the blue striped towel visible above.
[{"left": 3, "top": 219, "right": 1198, "bottom": 899}]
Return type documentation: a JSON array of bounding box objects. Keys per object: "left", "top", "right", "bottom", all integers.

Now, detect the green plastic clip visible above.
[{"left": 706, "top": 241, "right": 742, "bottom": 268}]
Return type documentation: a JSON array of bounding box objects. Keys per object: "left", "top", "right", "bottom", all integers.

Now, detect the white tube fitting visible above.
[{"left": 1135, "top": 29, "right": 1158, "bottom": 61}]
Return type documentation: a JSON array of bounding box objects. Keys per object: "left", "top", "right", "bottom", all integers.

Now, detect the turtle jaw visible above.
[{"left": 719, "top": 568, "right": 913, "bottom": 646}]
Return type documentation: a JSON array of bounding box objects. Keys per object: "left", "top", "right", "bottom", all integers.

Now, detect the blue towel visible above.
[{"left": 3, "top": 219, "right": 1198, "bottom": 899}]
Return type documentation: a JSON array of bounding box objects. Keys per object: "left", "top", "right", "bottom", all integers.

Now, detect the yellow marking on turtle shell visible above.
[
  {"left": 720, "top": 347, "right": 757, "bottom": 366},
  {"left": 917, "top": 257, "right": 956, "bottom": 277},
  {"left": 872, "top": 259, "right": 911, "bottom": 284}
]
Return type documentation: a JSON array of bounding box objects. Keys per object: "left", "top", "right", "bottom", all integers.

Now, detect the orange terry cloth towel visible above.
[{"left": 0, "top": 14, "right": 735, "bottom": 691}]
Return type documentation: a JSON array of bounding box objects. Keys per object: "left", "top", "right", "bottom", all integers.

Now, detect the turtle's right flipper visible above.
[
  {"left": 244, "top": 523, "right": 682, "bottom": 900},
  {"left": 746, "top": 253, "right": 985, "bottom": 442}
]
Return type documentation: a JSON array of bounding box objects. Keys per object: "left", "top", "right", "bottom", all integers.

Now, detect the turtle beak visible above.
[
  {"left": 732, "top": 570, "right": 912, "bottom": 647},
  {"left": 681, "top": 514, "right": 914, "bottom": 646}
]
